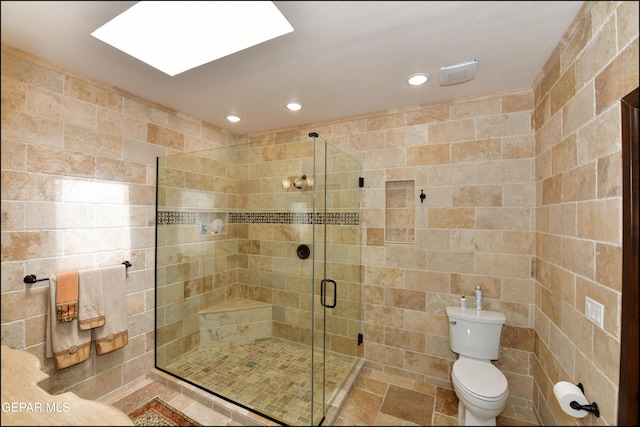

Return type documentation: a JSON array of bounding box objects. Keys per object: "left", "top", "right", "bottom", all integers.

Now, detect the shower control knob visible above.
[{"left": 296, "top": 244, "right": 311, "bottom": 259}]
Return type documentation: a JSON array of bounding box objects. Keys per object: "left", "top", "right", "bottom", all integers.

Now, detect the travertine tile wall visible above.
[
  {"left": 155, "top": 149, "right": 240, "bottom": 367},
  {"left": 1, "top": 43, "right": 236, "bottom": 398},
  {"left": 232, "top": 138, "right": 362, "bottom": 357},
  {"left": 531, "top": 2, "right": 638, "bottom": 426}
]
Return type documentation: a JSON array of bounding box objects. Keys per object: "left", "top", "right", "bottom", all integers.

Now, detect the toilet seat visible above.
[{"left": 452, "top": 358, "right": 508, "bottom": 402}]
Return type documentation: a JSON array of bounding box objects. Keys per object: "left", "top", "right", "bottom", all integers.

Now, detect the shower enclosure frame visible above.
[{"left": 153, "top": 133, "right": 362, "bottom": 425}]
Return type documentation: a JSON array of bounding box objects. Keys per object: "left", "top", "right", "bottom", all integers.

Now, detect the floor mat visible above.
[{"left": 128, "top": 397, "right": 200, "bottom": 426}]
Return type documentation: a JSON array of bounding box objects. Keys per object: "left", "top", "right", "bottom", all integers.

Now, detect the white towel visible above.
[
  {"left": 45, "top": 275, "right": 92, "bottom": 369},
  {"left": 78, "top": 267, "right": 106, "bottom": 330},
  {"left": 94, "top": 265, "right": 128, "bottom": 355}
]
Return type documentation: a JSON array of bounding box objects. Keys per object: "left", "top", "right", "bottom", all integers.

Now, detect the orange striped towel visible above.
[{"left": 56, "top": 271, "right": 79, "bottom": 323}]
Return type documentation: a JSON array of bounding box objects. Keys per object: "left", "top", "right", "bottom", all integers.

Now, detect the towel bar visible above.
[{"left": 23, "top": 261, "right": 132, "bottom": 284}]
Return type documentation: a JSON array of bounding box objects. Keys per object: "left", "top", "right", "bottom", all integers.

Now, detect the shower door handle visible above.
[{"left": 321, "top": 279, "right": 337, "bottom": 308}]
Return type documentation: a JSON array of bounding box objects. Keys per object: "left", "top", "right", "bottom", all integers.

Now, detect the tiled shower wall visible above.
[
  {"left": 155, "top": 149, "right": 240, "bottom": 367},
  {"left": 232, "top": 140, "right": 363, "bottom": 357}
]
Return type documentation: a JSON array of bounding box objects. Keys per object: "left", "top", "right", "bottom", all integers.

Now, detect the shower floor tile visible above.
[{"left": 162, "top": 338, "right": 356, "bottom": 426}]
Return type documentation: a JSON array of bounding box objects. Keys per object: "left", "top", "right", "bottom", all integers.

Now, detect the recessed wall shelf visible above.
[{"left": 385, "top": 180, "right": 416, "bottom": 242}]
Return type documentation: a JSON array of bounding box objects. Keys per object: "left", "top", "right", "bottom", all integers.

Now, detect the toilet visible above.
[{"left": 446, "top": 306, "right": 509, "bottom": 426}]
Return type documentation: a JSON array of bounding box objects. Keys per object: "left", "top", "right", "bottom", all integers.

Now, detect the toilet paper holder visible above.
[{"left": 570, "top": 383, "right": 600, "bottom": 417}]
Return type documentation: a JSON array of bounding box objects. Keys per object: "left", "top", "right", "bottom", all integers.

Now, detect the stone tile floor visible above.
[
  {"left": 334, "top": 367, "right": 538, "bottom": 426},
  {"left": 103, "top": 366, "right": 539, "bottom": 426},
  {"left": 160, "top": 338, "right": 356, "bottom": 425}
]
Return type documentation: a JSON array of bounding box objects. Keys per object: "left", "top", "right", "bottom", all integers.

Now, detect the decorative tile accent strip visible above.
[
  {"left": 326, "top": 212, "right": 360, "bottom": 225},
  {"left": 158, "top": 211, "right": 359, "bottom": 226},
  {"left": 157, "top": 211, "right": 198, "bottom": 225},
  {"left": 228, "top": 212, "right": 359, "bottom": 225}
]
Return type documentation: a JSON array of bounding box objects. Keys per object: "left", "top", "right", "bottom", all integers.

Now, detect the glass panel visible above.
[
  {"left": 312, "top": 135, "right": 363, "bottom": 424},
  {"left": 311, "top": 135, "right": 326, "bottom": 425},
  {"left": 155, "top": 135, "right": 361, "bottom": 426},
  {"left": 385, "top": 180, "right": 415, "bottom": 242}
]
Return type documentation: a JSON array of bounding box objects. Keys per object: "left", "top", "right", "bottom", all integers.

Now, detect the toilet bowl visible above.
[
  {"left": 452, "top": 357, "right": 508, "bottom": 426},
  {"left": 445, "top": 306, "right": 509, "bottom": 426}
]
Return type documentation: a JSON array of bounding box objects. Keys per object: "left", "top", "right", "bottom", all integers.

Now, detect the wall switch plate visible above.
[{"left": 585, "top": 296, "right": 605, "bottom": 329}]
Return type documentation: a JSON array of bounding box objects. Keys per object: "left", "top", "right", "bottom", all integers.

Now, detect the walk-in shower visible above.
[{"left": 154, "top": 133, "right": 362, "bottom": 425}]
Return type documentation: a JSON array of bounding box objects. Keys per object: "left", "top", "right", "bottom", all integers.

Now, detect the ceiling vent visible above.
[{"left": 439, "top": 60, "right": 477, "bottom": 86}]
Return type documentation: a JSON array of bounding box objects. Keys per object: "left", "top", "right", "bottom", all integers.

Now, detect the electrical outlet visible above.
[{"left": 585, "top": 296, "right": 605, "bottom": 329}]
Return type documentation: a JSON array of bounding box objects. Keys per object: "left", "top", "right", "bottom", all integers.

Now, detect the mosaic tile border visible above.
[
  {"left": 229, "top": 212, "right": 360, "bottom": 225},
  {"left": 157, "top": 211, "right": 198, "bottom": 225},
  {"left": 157, "top": 211, "right": 359, "bottom": 226}
]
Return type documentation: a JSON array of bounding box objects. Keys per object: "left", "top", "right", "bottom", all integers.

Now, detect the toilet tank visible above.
[{"left": 446, "top": 306, "right": 506, "bottom": 360}]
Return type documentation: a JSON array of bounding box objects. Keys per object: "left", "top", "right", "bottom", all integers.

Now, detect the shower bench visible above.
[{"left": 198, "top": 298, "right": 272, "bottom": 345}]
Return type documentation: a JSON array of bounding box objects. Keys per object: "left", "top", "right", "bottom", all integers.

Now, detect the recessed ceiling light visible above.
[
  {"left": 407, "top": 73, "right": 429, "bottom": 86},
  {"left": 91, "top": 2, "right": 294, "bottom": 76},
  {"left": 226, "top": 115, "right": 241, "bottom": 123},
  {"left": 286, "top": 102, "right": 303, "bottom": 111}
]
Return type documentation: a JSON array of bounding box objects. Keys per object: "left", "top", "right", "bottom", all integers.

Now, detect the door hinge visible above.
[{"left": 357, "top": 333, "right": 363, "bottom": 345}]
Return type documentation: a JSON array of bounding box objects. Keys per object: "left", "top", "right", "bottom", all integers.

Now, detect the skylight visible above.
[{"left": 91, "top": 1, "right": 294, "bottom": 76}]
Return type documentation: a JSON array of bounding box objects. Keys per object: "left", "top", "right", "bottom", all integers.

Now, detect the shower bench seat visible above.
[{"left": 198, "top": 298, "right": 272, "bottom": 346}]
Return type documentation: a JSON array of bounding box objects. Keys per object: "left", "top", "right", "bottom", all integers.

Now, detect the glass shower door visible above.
[
  {"left": 311, "top": 133, "right": 362, "bottom": 425},
  {"left": 311, "top": 133, "right": 327, "bottom": 426}
]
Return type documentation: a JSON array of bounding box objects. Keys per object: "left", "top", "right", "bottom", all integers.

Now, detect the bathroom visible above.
[{"left": 1, "top": 1, "right": 638, "bottom": 426}]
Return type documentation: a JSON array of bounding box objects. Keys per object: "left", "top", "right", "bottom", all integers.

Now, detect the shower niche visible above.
[
  {"left": 155, "top": 133, "right": 363, "bottom": 426},
  {"left": 385, "top": 180, "right": 416, "bottom": 242},
  {"left": 196, "top": 212, "right": 226, "bottom": 235}
]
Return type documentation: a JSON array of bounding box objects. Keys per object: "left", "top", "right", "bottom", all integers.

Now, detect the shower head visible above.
[{"left": 293, "top": 175, "right": 307, "bottom": 189}]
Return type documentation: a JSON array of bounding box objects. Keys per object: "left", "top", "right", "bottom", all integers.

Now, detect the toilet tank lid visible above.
[{"left": 446, "top": 306, "right": 505, "bottom": 324}]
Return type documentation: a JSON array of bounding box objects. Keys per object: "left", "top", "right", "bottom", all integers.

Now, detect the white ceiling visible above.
[{"left": 1, "top": 1, "right": 584, "bottom": 136}]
